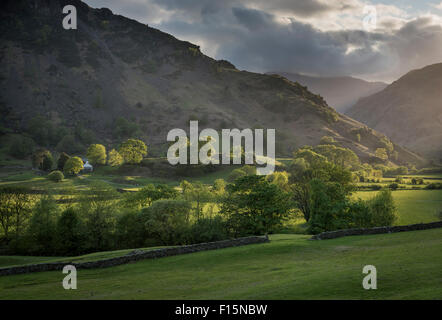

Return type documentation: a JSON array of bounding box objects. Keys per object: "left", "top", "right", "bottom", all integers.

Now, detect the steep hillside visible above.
[
  {"left": 347, "top": 63, "right": 442, "bottom": 160},
  {"left": 0, "top": 0, "right": 423, "bottom": 165},
  {"left": 269, "top": 72, "right": 387, "bottom": 113}
]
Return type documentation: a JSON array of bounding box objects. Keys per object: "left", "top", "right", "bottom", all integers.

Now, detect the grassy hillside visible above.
[{"left": 1, "top": 229, "right": 441, "bottom": 299}]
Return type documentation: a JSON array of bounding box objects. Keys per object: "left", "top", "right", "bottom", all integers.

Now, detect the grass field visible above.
[
  {"left": 0, "top": 246, "right": 171, "bottom": 268},
  {"left": 0, "top": 229, "right": 441, "bottom": 299},
  {"left": 353, "top": 190, "right": 442, "bottom": 225}
]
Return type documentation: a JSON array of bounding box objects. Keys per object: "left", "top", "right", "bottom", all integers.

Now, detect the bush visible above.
[
  {"left": 188, "top": 217, "right": 228, "bottom": 243},
  {"left": 426, "top": 183, "right": 442, "bottom": 190},
  {"left": 47, "top": 170, "right": 64, "bottom": 182},
  {"left": 389, "top": 183, "right": 399, "bottom": 190},
  {"left": 366, "top": 189, "right": 397, "bottom": 227}
]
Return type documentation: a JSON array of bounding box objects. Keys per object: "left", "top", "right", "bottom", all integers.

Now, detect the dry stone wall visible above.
[{"left": 0, "top": 236, "right": 269, "bottom": 276}]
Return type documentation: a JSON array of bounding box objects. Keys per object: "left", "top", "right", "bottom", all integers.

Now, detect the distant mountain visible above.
[
  {"left": 269, "top": 72, "right": 387, "bottom": 113},
  {"left": 347, "top": 63, "right": 442, "bottom": 160},
  {"left": 0, "top": 0, "right": 423, "bottom": 166}
]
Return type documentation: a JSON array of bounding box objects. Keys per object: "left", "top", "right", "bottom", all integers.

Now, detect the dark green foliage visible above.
[
  {"left": 57, "top": 152, "right": 70, "bottom": 171},
  {"left": 426, "top": 183, "right": 442, "bottom": 190},
  {"left": 41, "top": 152, "right": 53, "bottom": 171},
  {"left": 389, "top": 183, "right": 399, "bottom": 190},
  {"left": 26, "top": 196, "right": 59, "bottom": 255},
  {"left": 9, "top": 135, "right": 35, "bottom": 158},
  {"left": 121, "top": 184, "right": 178, "bottom": 209},
  {"left": 47, "top": 170, "right": 64, "bottom": 182},
  {"left": 56, "top": 208, "right": 84, "bottom": 256},
  {"left": 32, "top": 149, "right": 50, "bottom": 169},
  {"left": 188, "top": 217, "right": 228, "bottom": 243},
  {"left": 141, "top": 199, "right": 192, "bottom": 245},
  {"left": 114, "top": 117, "right": 140, "bottom": 139},
  {"left": 308, "top": 184, "right": 397, "bottom": 234},
  {"left": 79, "top": 183, "right": 118, "bottom": 252},
  {"left": 220, "top": 175, "right": 292, "bottom": 236},
  {"left": 115, "top": 210, "right": 148, "bottom": 249},
  {"left": 56, "top": 134, "right": 84, "bottom": 154},
  {"left": 307, "top": 179, "right": 353, "bottom": 234}
]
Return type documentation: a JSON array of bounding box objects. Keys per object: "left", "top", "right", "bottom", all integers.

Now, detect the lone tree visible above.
[
  {"left": 86, "top": 144, "right": 107, "bottom": 165},
  {"left": 118, "top": 139, "right": 147, "bottom": 164},
  {"left": 63, "top": 156, "right": 84, "bottom": 176}
]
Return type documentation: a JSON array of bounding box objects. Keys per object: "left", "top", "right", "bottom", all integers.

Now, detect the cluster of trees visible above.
[
  {"left": 288, "top": 145, "right": 397, "bottom": 233},
  {"left": 27, "top": 139, "right": 148, "bottom": 182},
  {"left": 0, "top": 139, "right": 401, "bottom": 256}
]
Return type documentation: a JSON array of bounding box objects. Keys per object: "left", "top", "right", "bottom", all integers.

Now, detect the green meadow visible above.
[{"left": 1, "top": 229, "right": 441, "bottom": 300}]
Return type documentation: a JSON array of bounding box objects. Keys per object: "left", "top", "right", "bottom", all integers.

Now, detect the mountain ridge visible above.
[
  {"left": 347, "top": 63, "right": 442, "bottom": 160},
  {"left": 0, "top": 0, "right": 424, "bottom": 166},
  {"left": 268, "top": 72, "right": 387, "bottom": 113}
]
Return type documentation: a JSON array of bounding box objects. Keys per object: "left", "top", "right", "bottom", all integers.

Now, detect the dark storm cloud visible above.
[{"left": 83, "top": 0, "right": 442, "bottom": 81}]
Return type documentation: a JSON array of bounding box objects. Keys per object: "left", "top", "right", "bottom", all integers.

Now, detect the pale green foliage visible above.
[
  {"left": 266, "top": 171, "right": 289, "bottom": 191},
  {"left": 47, "top": 170, "right": 64, "bottom": 182},
  {"left": 119, "top": 139, "right": 147, "bottom": 164},
  {"left": 107, "top": 149, "right": 123, "bottom": 167},
  {"left": 87, "top": 144, "right": 107, "bottom": 165},
  {"left": 63, "top": 156, "right": 84, "bottom": 175}
]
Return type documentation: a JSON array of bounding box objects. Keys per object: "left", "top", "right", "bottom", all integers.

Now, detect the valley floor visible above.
[{"left": 1, "top": 229, "right": 441, "bottom": 300}]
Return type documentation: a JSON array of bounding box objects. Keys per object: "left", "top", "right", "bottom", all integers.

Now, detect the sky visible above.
[{"left": 83, "top": 0, "right": 442, "bottom": 82}]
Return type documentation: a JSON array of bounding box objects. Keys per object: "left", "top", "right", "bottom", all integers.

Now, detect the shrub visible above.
[
  {"left": 57, "top": 152, "right": 70, "bottom": 170},
  {"left": 426, "top": 183, "right": 442, "bottom": 190},
  {"left": 366, "top": 189, "right": 397, "bottom": 227},
  {"left": 389, "top": 183, "right": 399, "bottom": 190},
  {"left": 47, "top": 170, "right": 64, "bottom": 182},
  {"left": 188, "top": 217, "right": 228, "bottom": 243},
  {"left": 63, "top": 156, "right": 84, "bottom": 176}
]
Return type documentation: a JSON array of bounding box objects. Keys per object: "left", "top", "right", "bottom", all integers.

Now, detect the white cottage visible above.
[{"left": 82, "top": 159, "right": 93, "bottom": 172}]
